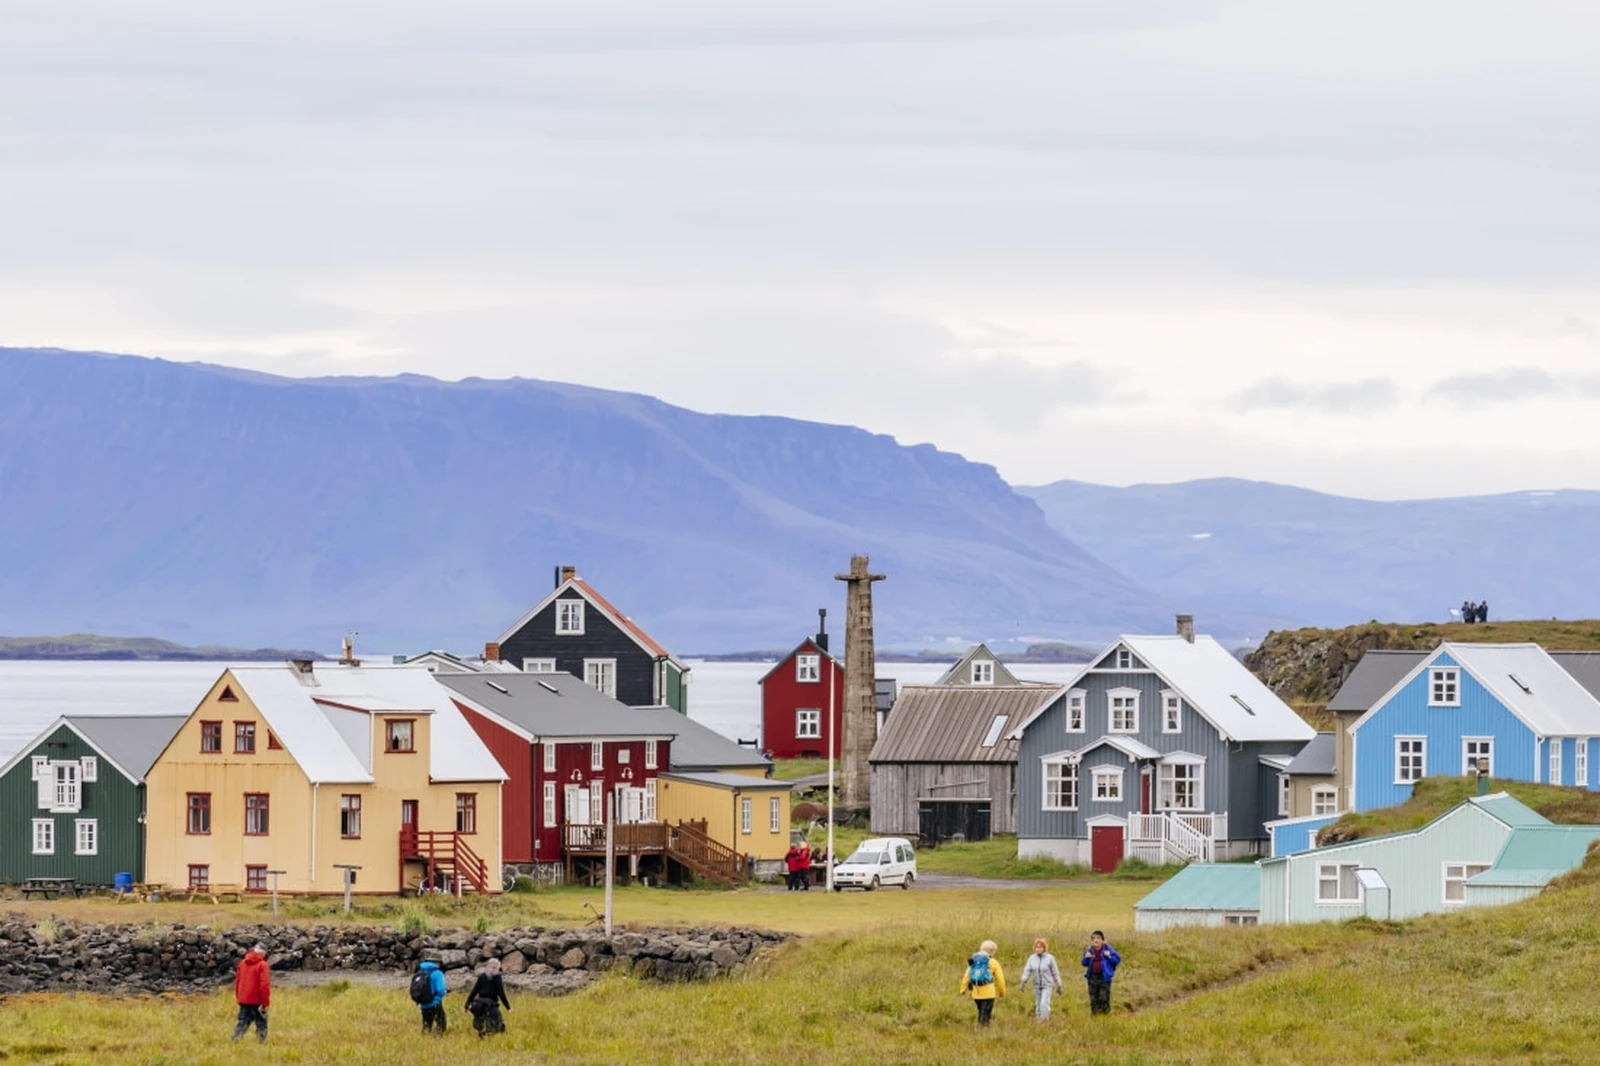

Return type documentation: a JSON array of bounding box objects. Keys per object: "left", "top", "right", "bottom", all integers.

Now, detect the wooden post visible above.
[
  {"left": 835, "top": 555, "right": 885, "bottom": 812},
  {"left": 267, "top": 869, "right": 286, "bottom": 917},
  {"left": 604, "top": 794, "right": 615, "bottom": 935}
]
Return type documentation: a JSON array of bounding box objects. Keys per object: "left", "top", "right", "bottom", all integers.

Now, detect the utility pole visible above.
[
  {"left": 835, "top": 555, "right": 885, "bottom": 812},
  {"left": 604, "top": 792, "right": 615, "bottom": 935},
  {"left": 333, "top": 864, "right": 361, "bottom": 916},
  {"left": 267, "top": 870, "right": 286, "bottom": 917}
]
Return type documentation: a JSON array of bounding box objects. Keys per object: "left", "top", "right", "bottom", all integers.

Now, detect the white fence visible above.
[{"left": 1128, "top": 812, "right": 1229, "bottom": 864}]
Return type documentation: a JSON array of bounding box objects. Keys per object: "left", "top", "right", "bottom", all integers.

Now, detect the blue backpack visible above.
[{"left": 967, "top": 953, "right": 993, "bottom": 987}]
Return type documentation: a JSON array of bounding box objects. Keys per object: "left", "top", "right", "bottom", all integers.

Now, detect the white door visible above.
[{"left": 565, "top": 784, "right": 591, "bottom": 825}]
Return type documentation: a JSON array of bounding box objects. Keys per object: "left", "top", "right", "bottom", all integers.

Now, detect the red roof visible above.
[{"left": 571, "top": 578, "right": 674, "bottom": 660}]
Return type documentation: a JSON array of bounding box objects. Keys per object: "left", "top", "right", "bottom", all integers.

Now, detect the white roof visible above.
[
  {"left": 223, "top": 663, "right": 507, "bottom": 784},
  {"left": 1353, "top": 643, "right": 1600, "bottom": 738}
]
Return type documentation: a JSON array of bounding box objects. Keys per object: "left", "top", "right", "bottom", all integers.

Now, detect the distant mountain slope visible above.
[
  {"left": 0, "top": 633, "right": 322, "bottom": 661},
  {"left": 0, "top": 347, "right": 1171, "bottom": 652},
  {"left": 1021, "top": 478, "right": 1600, "bottom": 634}
]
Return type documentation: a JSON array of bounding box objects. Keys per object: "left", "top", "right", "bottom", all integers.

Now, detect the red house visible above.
[
  {"left": 760, "top": 614, "right": 845, "bottom": 760},
  {"left": 437, "top": 672, "right": 675, "bottom": 880}
]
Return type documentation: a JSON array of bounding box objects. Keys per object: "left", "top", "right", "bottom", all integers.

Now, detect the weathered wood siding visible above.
[{"left": 869, "top": 762, "right": 1016, "bottom": 835}]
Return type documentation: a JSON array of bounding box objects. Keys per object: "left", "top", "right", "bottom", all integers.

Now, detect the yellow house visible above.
[
  {"left": 145, "top": 661, "right": 506, "bottom": 896},
  {"left": 655, "top": 772, "right": 791, "bottom": 869}
]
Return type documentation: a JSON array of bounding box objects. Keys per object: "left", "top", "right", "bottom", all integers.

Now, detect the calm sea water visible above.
[{"left": 0, "top": 659, "right": 1092, "bottom": 764}]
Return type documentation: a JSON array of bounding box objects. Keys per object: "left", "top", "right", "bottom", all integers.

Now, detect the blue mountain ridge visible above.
[{"left": 0, "top": 347, "right": 1181, "bottom": 654}]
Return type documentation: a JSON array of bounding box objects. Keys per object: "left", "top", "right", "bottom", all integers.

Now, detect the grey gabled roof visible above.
[
  {"left": 435, "top": 671, "right": 677, "bottom": 740},
  {"left": 870, "top": 685, "right": 1060, "bottom": 764},
  {"left": 1326, "top": 650, "right": 1429, "bottom": 713},
  {"left": 1284, "top": 732, "right": 1337, "bottom": 776},
  {"left": 1550, "top": 652, "right": 1600, "bottom": 702},
  {"left": 63, "top": 715, "right": 188, "bottom": 782},
  {"left": 634, "top": 705, "right": 769, "bottom": 771}
]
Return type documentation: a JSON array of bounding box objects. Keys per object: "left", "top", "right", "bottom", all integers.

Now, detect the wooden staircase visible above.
[
  {"left": 400, "top": 829, "right": 490, "bottom": 894},
  {"left": 665, "top": 820, "right": 748, "bottom": 886}
]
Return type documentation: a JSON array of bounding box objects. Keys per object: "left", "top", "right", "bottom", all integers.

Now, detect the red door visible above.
[
  {"left": 1090, "top": 825, "right": 1124, "bottom": 873},
  {"left": 1140, "top": 770, "right": 1152, "bottom": 815}
]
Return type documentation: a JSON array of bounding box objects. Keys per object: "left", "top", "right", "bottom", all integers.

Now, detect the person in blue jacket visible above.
[
  {"left": 1081, "top": 931, "right": 1120, "bottom": 1016},
  {"left": 416, "top": 959, "right": 449, "bottom": 1034}
]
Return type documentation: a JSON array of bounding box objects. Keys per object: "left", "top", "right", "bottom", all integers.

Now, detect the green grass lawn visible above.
[{"left": 770, "top": 758, "right": 828, "bottom": 781}]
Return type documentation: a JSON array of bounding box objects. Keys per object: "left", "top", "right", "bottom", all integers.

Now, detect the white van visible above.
[{"left": 831, "top": 837, "right": 917, "bottom": 891}]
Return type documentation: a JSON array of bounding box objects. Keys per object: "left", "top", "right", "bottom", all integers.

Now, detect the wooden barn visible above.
[{"left": 867, "top": 685, "right": 1063, "bottom": 842}]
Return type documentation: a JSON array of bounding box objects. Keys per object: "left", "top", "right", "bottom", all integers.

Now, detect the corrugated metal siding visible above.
[
  {"left": 1016, "top": 672, "right": 1233, "bottom": 841},
  {"left": 1236, "top": 742, "right": 1305, "bottom": 841},
  {"left": 1135, "top": 909, "right": 1256, "bottom": 932},
  {"left": 498, "top": 592, "right": 660, "bottom": 708},
  {"left": 869, "top": 763, "right": 1015, "bottom": 835},
  {"left": 460, "top": 707, "right": 535, "bottom": 864},
  {"left": 761, "top": 644, "right": 842, "bottom": 760},
  {"left": 0, "top": 723, "right": 145, "bottom": 884},
  {"left": 1269, "top": 816, "right": 1337, "bottom": 858},
  {"left": 1259, "top": 861, "right": 1287, "bottom": 922},
  {"left": 1353, "top": 652, "right": 1536, "bottom": 811},
  {"left": 1274, "top": 802, "right": 1514, "bottom": 923},
  {"left": 869, "top": 686, "right": 1045, "bottom": 763},
  {"left": 1463, "top": 883, "right": 1541, "bottom": 907}
]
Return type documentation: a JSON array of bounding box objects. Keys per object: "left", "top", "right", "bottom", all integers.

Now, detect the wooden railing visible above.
[
  {"left": 400, "top": 828, "right": 490, "bottom": 895},
  {"left": 1127, "top": 812, "right": 1229, "bottom": 865},
  {"left": 563, "top": 822, "right": 669, "bottom": 853},
  {"left": 666, "top": 820, "right": 746, "bottom": 885}
]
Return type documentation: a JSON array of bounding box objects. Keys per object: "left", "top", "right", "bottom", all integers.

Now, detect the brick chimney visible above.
[
  {"left": 1176, "top": 614, "right": 1195, "bottom": 643},
  {"left": 484, "top": 641, "right": 501, "bottom": 662},
  {"left": 555, "top": 565, "right": 577, "bottom": 588}
]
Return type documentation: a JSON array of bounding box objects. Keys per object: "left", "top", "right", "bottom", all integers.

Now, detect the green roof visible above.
[
  {"left": 1471, "top": 793, "right": 1553, "bottom": 829},
  {"left": 1135, "top": 863, "right": 1260, "bottom": 912},
  {"left": 1469, "top": 825, "right": 1600, "bottom": 886}
]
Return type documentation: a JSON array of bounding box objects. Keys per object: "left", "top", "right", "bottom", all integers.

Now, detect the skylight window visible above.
[
  {"left": 1509, "top": 673, "right": 1532, "bottom": 694},
  {"left": 981, "top": 715, "right": 1008, "bottom": 748},
  {"left": 1230, "top": 695, "right": 1256, "bottom": 716},
  {"left": 537, "top": 680, "right": 560, "bottom": 694},
  {"left": 487, "top": 681, "right": 509, "bottom": 695}
]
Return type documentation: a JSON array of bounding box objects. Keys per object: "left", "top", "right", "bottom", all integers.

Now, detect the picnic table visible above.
[
  {"left": 185, "top": 882, "right": 244, "bottom": 904},
  {"left": 114, "top": 882, "right": 168, "bottom": 903},
  {"left": 21, "top": 877, "right": 81, "bottom": 900}
]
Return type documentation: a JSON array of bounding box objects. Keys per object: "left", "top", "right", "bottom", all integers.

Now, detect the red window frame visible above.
[
  {"left": 244, "top": 793, "right": 270, "bottom": 836},
  {"left": 188, "top": 864, "right": 210, "bottom": 890},
  {"left": 385, "top": 719, "right": 416, "bottom": 753},
  {"left": 456, "top": 792, "right": 477, "bottom": 834},
  {"left": 200, "top": 721, "right": 223, "bottom": 753},
  {"left": 245, "top": 865, "right": 268, "bottom": 892},
  {"left": 186, "top": 792, "right": 211, "bottom": 835},
  {"left": 234, "top": 721, "right": 256, "bottom": 754},
  {"left": 340, "top": 794, "right": 362, "bottom": 839}
]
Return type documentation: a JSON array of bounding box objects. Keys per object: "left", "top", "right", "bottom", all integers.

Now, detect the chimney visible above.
[
  {"left": 484, "top": 641, "right": 501, "bottom": 662},
  {"left": 1176, "top": 614, "right": 1195, "bottom": 643},
  {"left": 340, "top": 632, "right": 360, "bottom": 666},
  {"left": 555, "top": 564, "right": 577, "bottom": 589},
  {"left": 816, "top": 608, "right": 829, "bottom": 653}
]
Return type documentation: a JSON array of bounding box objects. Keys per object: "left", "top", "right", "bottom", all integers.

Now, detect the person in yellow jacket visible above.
[{"left": 958, "top": 939, "right": 1006, "bottom": 1026}]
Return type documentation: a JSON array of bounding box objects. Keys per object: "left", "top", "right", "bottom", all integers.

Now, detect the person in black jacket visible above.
[{"left": 465, "top": 958, "right": 511, "bottom": 1037}]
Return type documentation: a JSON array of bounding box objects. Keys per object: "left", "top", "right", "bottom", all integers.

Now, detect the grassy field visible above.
[
  {"left": 11, "top": 858, "right": 1600, "bottom": 1065},
  {"left": 1320, "top": 775, "right": 1600, "bottom": 844},
  {"left": 770, "top": 758, "right": 828, "bottom": 781}
]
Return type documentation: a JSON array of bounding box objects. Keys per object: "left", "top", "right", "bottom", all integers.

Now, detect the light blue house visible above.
[
  {"left": 1258, "top": 792, "right": 1597, "bottom": 924},
  {"left": 1347, "top": 643, "right": 1600, "bottom": 812}
]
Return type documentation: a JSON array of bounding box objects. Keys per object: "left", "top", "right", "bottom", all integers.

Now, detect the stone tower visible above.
[{"left": 835, "top": 554, "right": 885, "bottom": 812}]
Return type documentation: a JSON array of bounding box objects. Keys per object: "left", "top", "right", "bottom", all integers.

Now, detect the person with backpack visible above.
[
  {"left": 1019, "top": 938, "right": 1064, "bottom": 1022},
  {"left": 231, "top": 943, "right": 271, "bottom": 1043},
  {"left": 1081, "top": 931, "right": 1121, "bottom": 1016},
  {"left": 958, "top": 939, "right": 1006, "bottom": 1026},
  {"left": 465, "top": 957, "right": 511, "bottom": 1037},
  {"left": 411, "top": 959, "right": 448, "bottom": 1034}
]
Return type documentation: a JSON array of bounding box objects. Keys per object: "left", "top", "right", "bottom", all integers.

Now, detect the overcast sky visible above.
[{"left": 5, "top": 1, "right": 1600, "bottom": 499}]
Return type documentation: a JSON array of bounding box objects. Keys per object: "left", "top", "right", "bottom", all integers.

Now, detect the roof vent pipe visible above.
[
  {"left": 1176, "top": 614, "right": 1195, "bottom": 643},
  {"left": 816, "top": 608, "right": 829, "bottom": 653}
]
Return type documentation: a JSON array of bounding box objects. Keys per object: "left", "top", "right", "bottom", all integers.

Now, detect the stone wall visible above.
[{"left": 0, "top": 918, "right": 788, "bottom": 997}]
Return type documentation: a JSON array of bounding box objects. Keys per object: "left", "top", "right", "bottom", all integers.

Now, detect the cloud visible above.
[
  {"left": 1226, "top": 376, "right": 1400, "bottom": 415},
  {"left": 1424, "top": 367, "right": 1600, "bottom": 408}
]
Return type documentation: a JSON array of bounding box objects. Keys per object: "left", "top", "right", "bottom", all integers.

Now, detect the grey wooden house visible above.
[
  {"left": 868, "top": 685, "right": 1063, "bottom": 842},
  {"left": 935, "top": 644, "right": 1022, "bottom": 687},
  {"left": 1009, "top": 619, "right": 1314, "bottom": 869},
  {"left": 0, "top": 715, "right": 187, "bottom": 886}
]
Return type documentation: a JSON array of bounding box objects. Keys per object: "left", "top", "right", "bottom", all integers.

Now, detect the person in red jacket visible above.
[
  {"left": 232, "top": 943, "right": 272, "bottom": 1043},
  {"left": 784, "top": 844, "right": 802, "bottom": 891},
  {"left": 797, "top": 842, "right": 813, "bottom": 891}
]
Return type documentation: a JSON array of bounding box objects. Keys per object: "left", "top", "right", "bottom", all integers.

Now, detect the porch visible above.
[
  {"left": 561, "top": 819, "right": 748, "bottom": 887},
  {"left": 1127, "top": 812, "right": 1230, "bottom": 865}
]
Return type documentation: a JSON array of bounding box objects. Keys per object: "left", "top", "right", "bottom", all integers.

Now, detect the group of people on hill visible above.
[
  {"left": 958, "top": 932, "right": 1121, "bottom": 1026},
  {"left": 1460, "top": 600, "right": 1490, "bottom": 624},
  {"left": 226, "top": 945, "right": 514, "bottom": 1044}
]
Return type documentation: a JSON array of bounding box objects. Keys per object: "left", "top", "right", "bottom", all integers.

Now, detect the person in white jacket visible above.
[{"left": 1019, "top": 938, "right": 1064, "bottom": 1022}]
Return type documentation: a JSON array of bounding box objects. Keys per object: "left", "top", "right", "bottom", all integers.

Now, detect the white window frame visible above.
[
  {"left": 524, "top": 658, "right": 557, "bottom": 673},
  {"left": 795, "top": 654, "right": 820, "bottom": 683},
  {"left": 1461, "top": 737, "right": 1493, "bottom": 777},
  {"left": 1277, "top": 773, "right": 1290, "bottom": 817},
  {"left": 1395, "top": 737, "right": 1426, "bottom": 784},
  {"left": 1161, "top": 691, "right": 1181, "bottom": 734},
  {"left": 740, "top": 797, "right": 752, "bottom": 835},
  {"left": 1550, "top": 740, "right": 1562, "bottom": 786},
  {"left": 770, "top": 796, "right": 782, "bottom": 833},
  {"left": 1443, "top": 861, "right": 1490, "bottom": 904},
  {"left": 1090, "top": 767, "right": 1123, "bottom": 803},
  {"left": 52, "top": 762, "right": 81, "bottom": 813},
  {"left": 1065, "top": 690, "right": 1086, "bottom": 733},
  {"left": 643, "top": 778, "right": 657, "bottom": 822},
  {"left": 1115, "top": 648, "right": 1132, "bottom": 670},
  {"left": 555, "top": 599, "right": 586, "bottom": 635},
  {"left": 80, "top": 756, "right": 97, "bottom": 783},
  {"left": 74, "top": 818, "right": 97, "bottom": 856},
  {"left": 543, "top": 742, "right": 557, "bottom": 773},
  {"left": 1311, "top": 786, "right": 1338, "bottom": 816},
  {"left": 644, "top": 740, "right": 658, "bottom": 769},
  {"left": 1042, "top": 760, "right": 1079, "bottom": 811},
  {"left": 1577, "top": 739, "right": 1589, "bottom": 788},
  {"left": 1157, "top": 758, "right": 1203, "bottom": 812},
  {"left": 590, "top": 741, "right": 604, "bottom": 771},
  {"left": 1429, "top": 667, "right": 1460, "bottom": 707},
  {"left": 1316, "top": 862, "right": 1361, "bottom": 904},
  {"left": 32, "top": 818, "right": 54, "bottom": 855},
  {"left": 543, "top": 781, "right": 557, "bottom": 828},
  {"left": 589, "top": 780, "right": 604, "bottom": 823},
  {"left": 583, "top": 659, "right": 617, "bottom": 699},
  {"left": 971, "top": 660, "right": 994, "bottom": 685},
  {"left": 795, "top": 709, "right": 822, "bottom": 740},
  {"left": 1108, "top": 688, "right": 1140, "bottom": 734}
]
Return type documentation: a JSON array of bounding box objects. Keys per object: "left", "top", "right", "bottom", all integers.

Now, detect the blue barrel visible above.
[{"left": 114, "top": 872, "right": 133, "bottom": 895}]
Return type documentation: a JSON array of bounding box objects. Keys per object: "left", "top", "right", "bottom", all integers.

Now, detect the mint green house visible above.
[
  {"left": 1134, "top": 863, "right": 1261, "bottom": 930},
  {"left": 1259, "top": 793, "right": 1594, "bottom": 924}
]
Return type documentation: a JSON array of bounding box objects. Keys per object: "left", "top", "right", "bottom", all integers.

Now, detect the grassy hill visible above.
[
  {"left": 1244, "top": 618, "right": 1600, "bottom": 705},
  {"left": 1318, "top": 775, "right": 1600, "bottom": 845},
  {"left": 0, "top": 633, "right": 323, "bottom": 661}
]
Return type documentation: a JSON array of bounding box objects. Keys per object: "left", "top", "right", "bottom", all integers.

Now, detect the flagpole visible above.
[{"left": 826, "top": 650, "right": 836, "bottom": 893}]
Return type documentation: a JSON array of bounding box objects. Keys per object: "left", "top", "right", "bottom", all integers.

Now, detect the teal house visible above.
[
  {"left": 1134, "top": 863, "right": 1261, "bottom": 930},
  {"left": 0, "top": 715, "right": 187, "bottom": 887},
  {"left": 1259, "top": 792, "right": 1598, "bottom": 924}
]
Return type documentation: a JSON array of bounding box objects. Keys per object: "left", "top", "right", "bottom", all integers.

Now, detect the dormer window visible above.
[
  {"left": 556, "top": 599, "right": 586, "bottom": 635},
  {"left": 972, "top": 660, "right": 994, "bottom": 685},
  {"left": 386, "top": 719, "right": 415, "bottom": 753},
  {"left": 796, "top": 654, "right": 820, "bottom": 683},
  {"left": 1430, "top": 668, "right": 1460, "bottom": 706}
]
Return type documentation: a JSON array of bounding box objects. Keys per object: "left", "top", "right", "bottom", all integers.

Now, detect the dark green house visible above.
[{"left": 0, "top": 715, "right": 187, "bottom": 886}]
